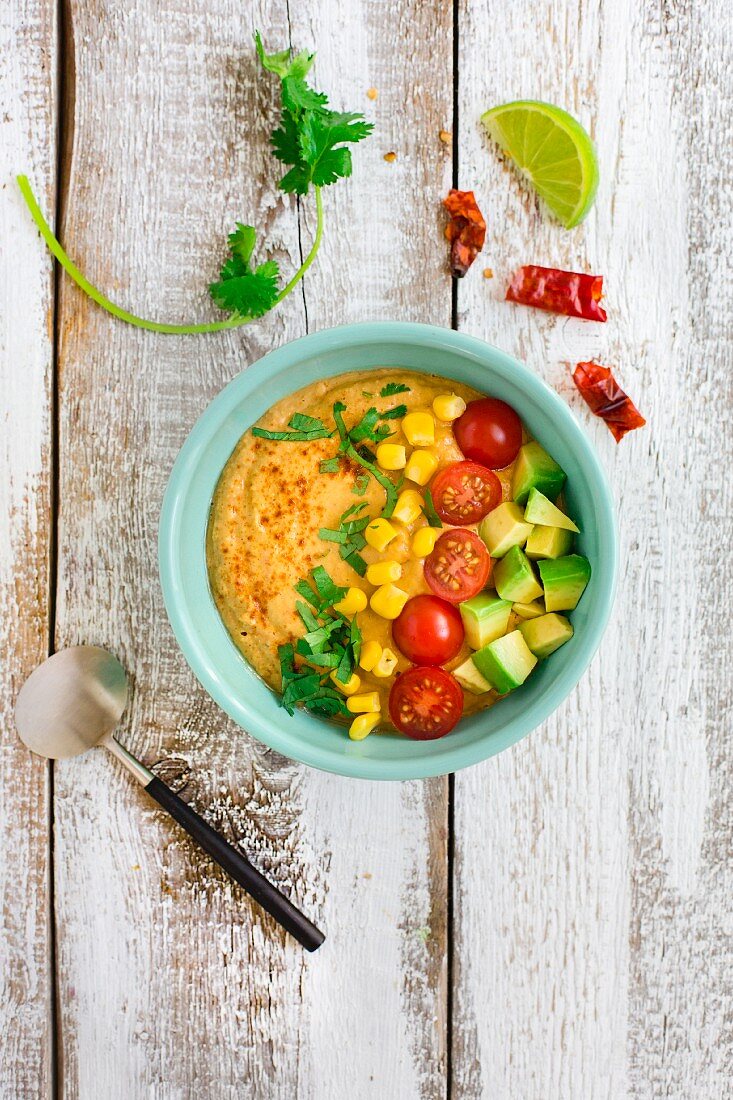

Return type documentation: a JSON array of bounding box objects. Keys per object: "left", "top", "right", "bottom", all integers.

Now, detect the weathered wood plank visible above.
[
  {"left": 289, "top": 6, "right": 453, "bottom": 1092},
  {"left": 54, "top": 1, "right": 451, "bottom": 1096},
  {"left": 0, "top": 1, "right": 57, "bottom": 1094},
  {"left": 452, "top": 1, "right": 733, "bottom": 1097}
]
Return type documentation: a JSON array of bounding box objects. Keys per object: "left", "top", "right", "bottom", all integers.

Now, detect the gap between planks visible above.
[
  {"left": 48, "top": 0, "right": 77, "bottom": 1092},
  {"left": 446, "top": 0, "right": 461, "bottom": 1095}
]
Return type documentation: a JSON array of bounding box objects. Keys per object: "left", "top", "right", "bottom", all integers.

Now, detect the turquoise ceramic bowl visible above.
[{"left": 159, "top": 322, "right": 617, "bottom": 780}]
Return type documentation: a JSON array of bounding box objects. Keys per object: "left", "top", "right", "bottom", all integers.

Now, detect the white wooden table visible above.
[{"left": 2, "top": 1, "right": 731, "bottom": 1096}]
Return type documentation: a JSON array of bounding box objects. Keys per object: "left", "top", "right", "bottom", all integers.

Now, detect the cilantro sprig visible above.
[{"left": 16, "top": 33, "right": 372, "bottom": 335}]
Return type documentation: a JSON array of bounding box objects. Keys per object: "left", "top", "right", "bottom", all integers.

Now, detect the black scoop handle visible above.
[{"left": 145, "top": 775, "right": 325, "bottom": 951}]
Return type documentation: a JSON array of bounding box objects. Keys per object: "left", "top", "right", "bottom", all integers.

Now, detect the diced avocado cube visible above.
[
  {"left": 525, "top": 525, "right": 574, "bottom": 560},
  {"left": 459, "top": 592, "right": 512, "bottom": 649},
  {"left": 478, "top": 502, "right": 534, "bottom": 558},
  {"left": 512, "top": 599, "right": 545, "bottom": 620},
  {"left": 518, "top": 613, "right": 574, "bottom": 658},
  {"left": 493, "top": 545, "right": 543, "bottom": 603},
  {"left": 453, "top": 657, "right": 493, "bottom": 695},
  {"left": 511, "top": 442, "right": 566, "bottom": 505},
  {"left": 472, "top": 630, "right": 538, "bottom": 694},
  {"left": 524, "top": 489, "right": 579, "bottom": 532},
  {"left": 538, "top": 555, "right": 591, "bottom": 611}
]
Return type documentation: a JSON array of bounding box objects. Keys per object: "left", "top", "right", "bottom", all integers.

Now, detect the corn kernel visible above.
[
  {"left": 433, "top": 393, "right": 467, "bottom": 422},
  {"left": 329, "top": 670, "right": 362, "bottom": 696},
  {"left": 402, "top": 411, "right": 435, "bottom": 446},
  {"left": 411, "top": 526, "right": 440, "bottom": 558},
  {"left": 346, "top": 691, "right": 381, "bottom": 714},
  {"left": 333, "top": 587, "right": 368, "bottom": 616},
  {"left": 359, "top": 640, "right": 383, "bottom": 672},
  {"left": 392, "top": 488, "right": 424, "bottom": 526},
  {"left": 349, "top": 712, "right": 381, "bottom": 740},
  {"left": 404, "top": 449, "right": 439, "bottom": 486},
  {"left": 370, "top": 583, "right": 410, "bottom": 620},
  {"left": 372, "top": 647, "right": 398, "bottom": 678},
  {"left": 376, "top": 442, "right": 407, "bottom": 470},
  {"left": 365, "top": 518, "right": 398, "bottom": 551},
  {"left": 366, "top": 559, "right": 402, "bottom": 586}
]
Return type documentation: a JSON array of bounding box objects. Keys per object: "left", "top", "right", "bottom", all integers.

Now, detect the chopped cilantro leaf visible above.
[
  {"left": 290, "top": 412, "right": 330, "bottom": 432},
  {"left": 380, "top": 404, "right": 407, "bottom": 421},
  {"left": 343, "top": 516, "right": 371, "bottom": 535},
  {"left": 332, "top": 401, "right": 349, "bottom": 442},
  {"left": 307, "top": 693, "right": 350, "bottom": 719},
  {"left": 341, "top": 548, "right": 367, "bottom": 576},
  {"left": 349, "top": 615, "right": 362, "bottom": 665},
  {"left": 348, "top": 407, "right": 382, "bottom": 444},
  {"left": 300, "top": 650, "right": 341, "bottom": 669},
  {"left": 352, "top": 474, "right": 370, "bottom": 495},
  {"left": 310, "top": 565, "right": 346, "bottom": 605},
  {"left": 345, "top": 442, "right": 398, "bottom": 517},
  {"left": 295, "top": 600, "right": 320, "bottom": 632},
  {"left": 252, "top": 423, "right": 332, "bottom": 441},
  {"left": 320, "top": 456, "right": 341, "bottom": 474},
  {"left": 318, "top": 527, "right": 348, "bottom": 544},
  {"left": 279, "top": 644, "right": 324, "bottom": 715},
  {"left": 294, "top": 578, "right": 320, "bottom": 608},
  {"left": 421, "top": 488, "right": 444, "bottom": 528},
  {"left": 281, "top": 676, "right": 323, "bottom": 714},
  {"left": 320, "top": 500, "right": 371, "bottom": 577},
  {"left": 380, "top": 382, "right": 411, "bottom": 397},
  {"left": 341, "top": 501, "right": 369, "bottom": 520},
  {"left": 336, "top": 642, "right": 354, "bottom": 684}
]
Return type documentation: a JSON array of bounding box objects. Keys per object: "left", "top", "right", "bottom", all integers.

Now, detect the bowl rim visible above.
[{"left": 159, "top": 321, "right": 618, "bottom": 780}]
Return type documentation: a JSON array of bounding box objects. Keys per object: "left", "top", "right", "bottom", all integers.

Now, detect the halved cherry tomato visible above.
[
  {"left": 392, "top": 594, "right": 464, "bottom": 666},
  {"left": 424, "top": 529, "right": 492, "bottom": 603},
  {"left": 389, "top": 666, "right": 464, "bottom": 739},
  {"left": 454, "top": 397, "right": 522, "bottom": 469},
  {"left": 430, "top": 461, "right": 501, "bottom": 525}
]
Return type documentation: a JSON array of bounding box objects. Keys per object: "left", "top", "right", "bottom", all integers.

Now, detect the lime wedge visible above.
[{"left": 482, "top": 100, "right": 599, "bottom": 229}]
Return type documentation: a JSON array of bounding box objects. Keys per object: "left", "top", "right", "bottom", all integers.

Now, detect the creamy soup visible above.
[{"left": 206, "top": 369, "right": 537, "bottom": 732}]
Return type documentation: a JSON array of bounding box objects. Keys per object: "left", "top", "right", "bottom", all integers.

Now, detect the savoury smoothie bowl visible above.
[{"left": 160, "top": 323, "right": 617, "bottom": 779}]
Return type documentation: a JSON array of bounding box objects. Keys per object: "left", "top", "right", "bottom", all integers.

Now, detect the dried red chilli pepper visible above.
[
  {"left": 573, "top": 361, "right": 646, "bottom": 442},
  {"left": 506, "top": 265, "right": 607, "bottom": 322},
  {"left": 443, "top": 189, "right": 486, "bottom": 277}
]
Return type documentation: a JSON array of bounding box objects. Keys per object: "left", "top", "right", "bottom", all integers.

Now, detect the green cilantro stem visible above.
[
  {"left": 344, "top": 441, "right": 398, "bottom": 517},
  {"left": 16, "top": 173, "right": 324, "bottom": 336},
  {"left": 276, "top": 186, "right": 324, "bottom": 301}
]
